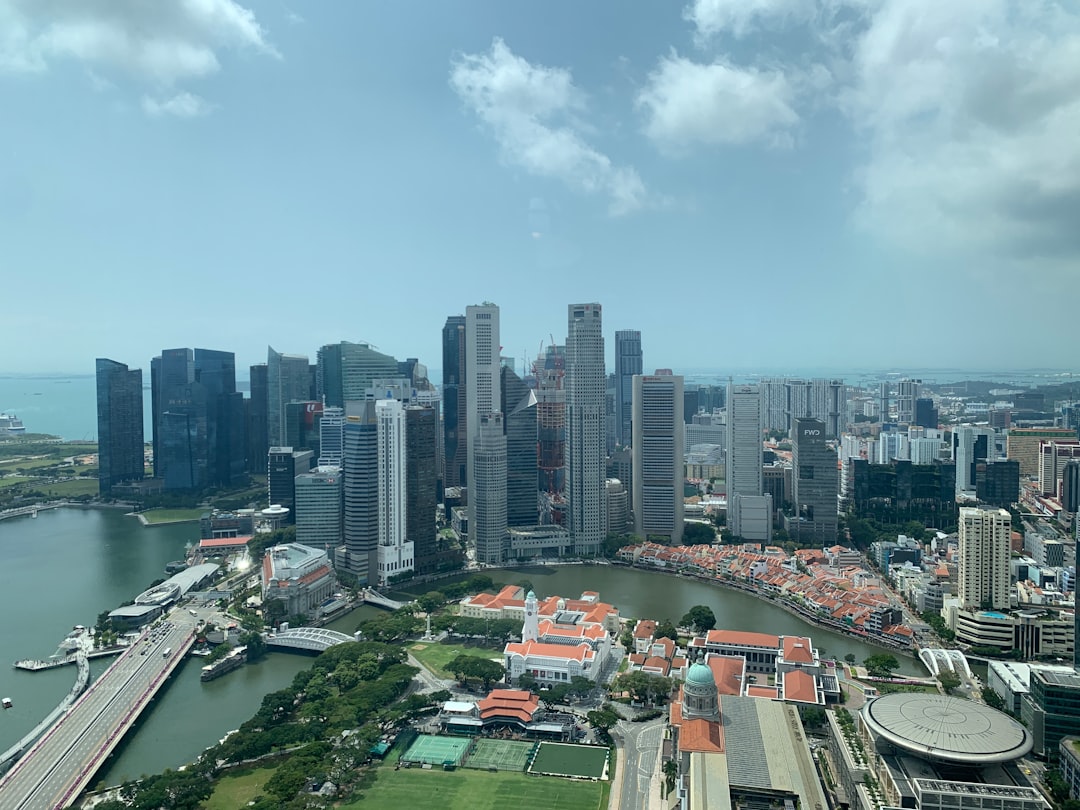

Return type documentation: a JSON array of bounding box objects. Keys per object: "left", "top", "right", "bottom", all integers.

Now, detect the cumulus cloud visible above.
[
  {"left": 685, "top": 0, "right": 818, "bottom": 40},
  {"left": 142, "top": 91, "right": 214, "bottom": 118},
  {"left": 638, "top": 54, "right": 799, "bottom": 151},
  {"left": 450, "top": 38, "right": 647, "bottom": 216},
  {"left": 0, "top": 0, "right": 276, "bottom": 114}
]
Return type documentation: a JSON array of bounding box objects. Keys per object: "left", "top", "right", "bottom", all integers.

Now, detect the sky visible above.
[{"left": 2, "top": 0, "right": 1079, "bottom": 377}]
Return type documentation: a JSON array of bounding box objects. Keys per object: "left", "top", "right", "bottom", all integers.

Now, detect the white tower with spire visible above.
[{"left": 522, "top": 590, "right": 539, "bottom": 643}]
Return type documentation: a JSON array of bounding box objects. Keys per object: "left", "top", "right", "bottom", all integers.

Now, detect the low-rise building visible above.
[{"left": 261, "top": 543, "right": 336, "bottom": 620}]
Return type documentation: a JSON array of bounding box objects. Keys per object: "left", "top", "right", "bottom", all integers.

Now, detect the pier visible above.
[{"left": 0, "top": 655, "right": 90, "bottom": 774}]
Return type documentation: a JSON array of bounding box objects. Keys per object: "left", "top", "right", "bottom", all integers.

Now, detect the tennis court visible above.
[
  {"left": 528, "top": 742, "right": 609, "bottom": 780},
  {"left": 465, "top": 739, "right": 536, "bottom": 772},
  {"left": 401, "top": 734, "right": 471, "bottom": 767}
]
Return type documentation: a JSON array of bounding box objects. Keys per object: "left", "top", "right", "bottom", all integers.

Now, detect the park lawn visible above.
[
  {"left": 0, "top": 476, "right": 29, "bottom": 489},
  {"left": 342, "top": 765, "right": 604, "bottom": 810},
  {"left": 872, "top": 682, "right": 940, "bottom": 696},
  {"left": 204, "top": 765, "right": 278, "bottom": 809},
  {"left": 410, "top": 641, "right": 504, "bottom": 678},
  {"left": 0, "top": 457, "right": 60, "bottom": 471},
  {"left": 40, "top": 478, "right": 100, "bottom": 497},
  {"left": 139, "top": 508, "right": 206, "bottom": 524}
]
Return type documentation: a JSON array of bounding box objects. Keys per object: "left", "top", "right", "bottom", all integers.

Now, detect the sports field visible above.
[
  {"left": 401, "top": 734, "right": 471, "bottom": 766},
  {"left": 529, "top": 742, "right": 609, "bottom": 779},
  {"left": 466, "top": 738, "right": 536, "bottom": 771}
]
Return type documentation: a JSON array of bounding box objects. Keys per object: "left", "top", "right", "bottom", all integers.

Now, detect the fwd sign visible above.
[{"left": 804, "top": 429, "right": 821, "bottom": 436}]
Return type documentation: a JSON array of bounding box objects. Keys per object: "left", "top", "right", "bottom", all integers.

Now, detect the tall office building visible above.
[
  {"left": 791, "top": 418, "right": 839, "bottom": 545},
  {"left": 267, "top": 346, "right": 311, "bottom": 447},
  {"left": 473, "top": 412, "right": 508, "bottom": 564},
  {"left": 726, "top": 383, "right": 768, "bottom": 540},
  {"left": 614, "top": 330, "right": 642, "bottom": 448},
  {"left": 1062, "top": 461, "right": 1080, "bottom": 514},
  {"left": 878, "top": 381, "right": 890, "bottom": 423},
  {"left": 466, "top": 303, "right": 501, "bottom": 539},
  {"left": 566, "top": 303, "right": 607, "bottom": 555},
  {"left": 955, "top": 426, "right": 991, "bottom": 496},
  {"left": 316, "top": 341, "right": 399, "bottom": 408},
  {"left": 502, "top": 364, "right": 538, "bottom": 527},
  {"left": 915, "top": 398, "right": 938, "bottom": 429},
  {"left": 957, "top": 506, "right": 1011, "bottom": 610},
  {"left": 247, "top": 363, "right": 269, "bottom": 474},
  {"left": 632, "top": 371, "right": 684, "bottom": 544},
  {"left": 536, "top": 344, "right": 567, "bottom": 527},
  {"left": 976, "top": 460, "right": 1020, "bottom": 509},
  {"left": 442, "top": 315, "right": 467, "bottom": 490},
  {"left": 95, "top": 358, "right": 144, "bottom": 495},
  {"left": 267, "top": 447, "right": 313, "bottom": 521},
  {"left": 759, "top": 378, "right": 788, "bottom": 433},
  {"left": 343, "top": 401, "right": 379, "bottom": 585},
  {"left": 195, "top": 348, "right": 245, "bottom": 488},
  {"left": 318, "top": 406, "right": 345, "bottom": 467},
  {"left": 406, "top": 405, "right": 439, "bottom": 574},
  {"left": 897, "top": 379, "right": 922, "bottom": 425},
  {"left": 294, "top": 466, "right": 343, "bottom": 554},
  {"left": 376, "top": 399, "right": 412, "bottom": 584}
]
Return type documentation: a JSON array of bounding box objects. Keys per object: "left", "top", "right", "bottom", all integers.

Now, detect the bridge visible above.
[
  {"left": 0, "top": 655, "right": 89, "bottom": 773},
  {"left": 918, "top": 647, "right": 973, "bottom": 679},
  {"left": 362, "top": 588, "right": 405, "bottom": 610},
  {"left": 0, "top": 610, "right": 205, "bottom": 809},
  {"left": 265, "top": 627, "right": 355, "bottom": 653},
  {"left": 0, "top": 503, "right": 65, "bottom": 523}
]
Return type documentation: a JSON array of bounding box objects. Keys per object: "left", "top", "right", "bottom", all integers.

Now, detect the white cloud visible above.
[
  {"left": 685, "top": 0, "right": 817, "bottom": 40},
  {"left": 142, "top": 91, "right": 214, "bottom": 118},
  {"left": 638, "top": 54, "right": 799, "bottom": 151},
  {"left": 0, "top": 0, "right": 277, "bottom": 112},
  {"left": 450, "top": 38, "right": 647, "bottom": 216}
]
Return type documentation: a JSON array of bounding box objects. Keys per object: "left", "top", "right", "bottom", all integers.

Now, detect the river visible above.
[{"left": 1, "top": 509, "right": 921, "bottom": 787}]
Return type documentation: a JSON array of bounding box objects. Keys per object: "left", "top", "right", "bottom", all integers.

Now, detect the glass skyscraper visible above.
[{"left": 95, "top": 358, "right": 144, "bottom": 495}]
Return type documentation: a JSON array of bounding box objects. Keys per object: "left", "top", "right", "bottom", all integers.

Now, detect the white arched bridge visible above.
[
  {"left": 266, "top": 627, "right": 355, "bottom": 653},
  {"left": 919, "top": 647, "right": 973, "bottom": 679}
]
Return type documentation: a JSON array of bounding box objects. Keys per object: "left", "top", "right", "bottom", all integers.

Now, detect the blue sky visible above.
[{"left": 2, "top": 1, "right": 1078, "bottom": 376}]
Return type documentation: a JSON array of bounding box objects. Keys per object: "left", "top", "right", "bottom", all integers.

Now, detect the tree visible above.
[
  {"left": 863, "top": 654, "right": 899, "bottom": 678},
  {"left": 654, "top": 621, "right": 679, "bottom": 641},
  {"left": 681, "top": 523, "right": 716, "bottom": 545},
  {"left": 587, "top": 706, "right": 619, "bottom": 733},
  {"left": 799, "top": 705, "right": 827, "bottom": 728},
  {"left": 844, "top": 653, "right": 856, "bottom": 664},
  {"left": 937, "top": 670, "right": 961, "bottom": 693},
  {"left": 613, "top": 671, "right": 673, "bottom": 705},
  {"left": 981, "top": 688, "right": 1007, "bottom": 712},
  {"left": 620, "top": 628, "right": 635, "bottom": 653},
  {"left": 680, "top": 605, "right": 716, "bottom": 634},
  {"left": 517, "top": 672, "right": 538, "bottom": 692},
  {"left": 663, "top": 759, "right": 679, "bottom": 795}
]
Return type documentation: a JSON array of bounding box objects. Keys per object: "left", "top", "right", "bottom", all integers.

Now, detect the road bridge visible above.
[
  {"left": 918, "top": 647, "right": 973, "bottom": 679},
  {"left": 362, "top": 588, "right": 405, "bottom": 610},
  {"left": 0, "top": 655, "right": 89, "bottom": 774},
  {"left": 0, "top": 609, "right": 207, "bottom": 809},
  {"left": 265, "top": 627, "right": 354, "bottom": 653}
]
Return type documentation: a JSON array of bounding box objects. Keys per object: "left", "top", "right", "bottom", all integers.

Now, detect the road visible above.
[
  {"left": 612, "top": 718, "right": 665, "bottom": 810},
  {"left": 0, "top": 607, "right": 208, "bottom": 810}
]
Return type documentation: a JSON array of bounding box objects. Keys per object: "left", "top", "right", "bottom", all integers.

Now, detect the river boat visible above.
[
  {"left": 2, "top": 697, "right": 12, "bottom": 709},
  {"left": 200, "top": 646, "right": 247, "bottom": 682}
]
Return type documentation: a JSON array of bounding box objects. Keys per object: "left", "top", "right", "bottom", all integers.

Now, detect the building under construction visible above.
[{"left": 534, "top": 344, "right": 566, "bottom": 526}]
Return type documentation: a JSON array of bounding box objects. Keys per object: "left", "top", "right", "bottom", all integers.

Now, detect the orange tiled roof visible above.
[
  {"left": 782, "top": 636, "right": 814, "bottom": 664},
  {"left": 504, "top": 640, "right": 593, "bottom": 662},
  {"left": 783, "top": 670, "right": 818, "bottom": 704},
  {"left": 746, "top": 685, "right": 780, "bottom": 699},
  {"left": 634, "top": 619, "right": 658, "bottom": 639},
  {"left": 642, "top": 656, "right": 670, "bottom": 675},
  {"left": 477, "top": 689, "right": 540, "bottom": 722},
  {"left": 679, "top": 718, "right": 725, "bottom": 753},
  {"left": 706, "top": 655, "right": 744, "bottom": 696},
  {"left": 705, "top": 629, "right": 780, "bottom": 648}
]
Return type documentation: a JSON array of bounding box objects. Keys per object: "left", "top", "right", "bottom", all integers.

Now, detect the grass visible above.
[
  {"left": 39, "top": 478, "right": 100, "bottom": 497},
  {"left": 139, "top": 507, "right": 205, "bottom": 524},
  {"left": 410, "top": 642, "right": 504, "bottom": 678},
  {"left": 203, "top": 765, "right": 278, "bottom": 809},
  {"left": 341, "top": 766, "right": 604, "bottom": 810},
  {"left": 530, "top": 743, "right": 609, "bottom": 779},
  {"left": 0, "top": 477, "right": 29, "bottom": 489},
  {"left": 871, "top": 682, "right": 939, "bottom": 695}
]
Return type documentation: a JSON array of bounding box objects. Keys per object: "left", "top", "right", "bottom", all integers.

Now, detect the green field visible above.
[
  {"left": 342, "top": 765, "right": 605, "bottom": 810},
  {"left": 410, "top": 642, "right": 503, "bottom": 678},
  {"left": 530, "top": 743, "right": 609, "bottom": 779},
  {"left": 204, "top": 765, "right": 278, "bottom": 809},
  {"left": 139, "top": 508, "right": 205, "bottom": 524},
  {"left": 39, "top": 479, "right": 99, "bottom": 497}
]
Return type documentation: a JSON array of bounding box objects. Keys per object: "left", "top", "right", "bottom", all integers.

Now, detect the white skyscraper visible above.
[
  {"left": 376, "top": 399, "right": 412, "bottom": 584},
  {"left": 473, "top": 412, "right": 508, "bottom": 564},
  {"left": 726, "top": 383, "right": 769, "bottom": 542},
  {"left": 632, "top": 372, "right": 684, "bottom": 544},
  {"left": 566, "top": 303, "right": 607, "bottom": 555},
  {"left": 465, "top": 303, "right": 500, "bottom": 536},
  {"left": 958, "top": 506, "right": 1011, "bottom": 610},
  {"left": 318, "top": 406, "right": 345, "bottom": 467}
]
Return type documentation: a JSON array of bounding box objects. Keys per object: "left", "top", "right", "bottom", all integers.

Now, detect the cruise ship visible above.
[{"left": 0, "top": 413, "right": 26, "bottom": 434}]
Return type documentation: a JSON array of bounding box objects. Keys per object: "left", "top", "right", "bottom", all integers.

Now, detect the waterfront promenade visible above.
[{"left": 0, "top": 608, "right": 207, "bottom": 809}]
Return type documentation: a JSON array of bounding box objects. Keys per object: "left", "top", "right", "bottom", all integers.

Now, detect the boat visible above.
[
  {"left": 164, "top": 560, "right": 188, "bottom": 575},
  {"left": 2, "top": 697, "right": 12, "bottom": 709},
  {"left": 200, "top": 646, "right": 247, "bottom": 682},
  {"left": 0, "top": 413, "right": 26, "bottom": 434}
]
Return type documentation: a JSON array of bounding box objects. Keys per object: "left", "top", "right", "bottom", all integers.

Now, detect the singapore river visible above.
[{"left": 0, "top": 508, "right": 921, "bottom": 787}]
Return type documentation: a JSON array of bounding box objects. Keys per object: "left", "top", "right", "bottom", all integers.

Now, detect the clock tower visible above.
[{"left": 522, "top": 590, "right": 539, "bottom": 642}]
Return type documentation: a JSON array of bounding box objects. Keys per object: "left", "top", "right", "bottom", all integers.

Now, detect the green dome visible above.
[
  {"left": 526, "top": 590, "right": 537, "bottom": 600},
  {"left": 685, "top": 662, "right": 715, "bottom": 687}
]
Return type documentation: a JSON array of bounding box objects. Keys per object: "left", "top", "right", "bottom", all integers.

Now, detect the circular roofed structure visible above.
[{"left": 861, "top": 693, "right": 1032, "bottom": 765}]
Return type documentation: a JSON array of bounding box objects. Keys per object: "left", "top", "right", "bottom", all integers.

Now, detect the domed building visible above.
[{"left": 682, "top": 663, "right": 719, "bottom": 721}]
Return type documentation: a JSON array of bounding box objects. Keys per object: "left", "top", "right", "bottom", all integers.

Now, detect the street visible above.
[{"left": 612, "top": 718, "right": 665, "bottom": 810}]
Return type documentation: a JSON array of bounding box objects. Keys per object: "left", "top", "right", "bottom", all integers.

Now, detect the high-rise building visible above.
[
  {"left": 614, "top": 330, "right": 642, "bottom": 448},
  {"left": 473, "top": 412, "right": 508, "bottom": 565},
  {"left": 316, "top": 341, "right": 399, "bottom": 408},
  {"left": 790, "top": 418, "right": 839, "bottom": 545},
  {"left": 247, "top": 363, "right": 269, "bottom": 474},
  {"left": 759, "top": 378, "right": 788, "bottom": 433},
  {"left": 267, "top": 346, "right": 311, "bottom": 448},
  {"left": 1062, "top": 462, "right": 1080, "bottom": 514},
  {"left": 726, "top": 384, "right": 766, "bottom": 540},
  {"left": 958, "top": 506, "right": 1011, "bottom": 610},
  {"left": 606, "top": 478, "right": 629, "bottom": 534},
  {"left": 267, "top": 447, "right": 313, "bottom": 522},
  {"left": 194, "top": 348, "right": 245, "bottom": 489},
  {"left": 318, "top": 406, "right": 345, "bottom": 467},
  {"left": 955, "top": 427, "right": 992, "bottom": 496},
  {"left": 878, "top": 381, "right": 890, "bottom": 423},
  {"left": 566, "top": 303, "right": 607, "bottom": 555},
  {"left": 405, "top": 404, "right": 439, "bottom": 574},
  {"left": 343, "top": 401, "right": 379, "bottom": 585},
  {"left": 466, "top": 303, "right": 501, "bottom": 541},
  {"left": 897, "top": 379, "right": 922, "bottom": 425},
  {"left": 376, "top": 399, "right": 412, "bottom": 584},
  {"left": 915, "top": 398, "right": 938, "bottom": 429},
  {"left": 284, "top": 400, "right": 323, "bottom": 458},
  {"left": 1007, "top": 428, "right": 1080, "bottom": 476},
  {"left": 910, "top": 437, "right": 942, "bottom": 465},
  {"left": 95, "top": 358, "right": 144, "bottom": 495},
  {"left": 535, "top": 344, "right": 566, "bottom": 527},
  {"left": 1039, "top": 440, "right": 1080, "bottom": 497},
  {"left": 502, "top": 364, "right": 538, "bottom": 527},
  {"left": 154, "top": 348, "right": 205, "bottom": 490},
  {"left": 294, "top": 466, "right": 343, "bottom": 554},
  {"left": 632, "top": 371, "right": 684, "bottom": 544},
  {"left": 442, "top": 315, "right": 467, "bottom": 490},
  {"left": 976, "top": 460, "right": 1020, "bottom": 509}
]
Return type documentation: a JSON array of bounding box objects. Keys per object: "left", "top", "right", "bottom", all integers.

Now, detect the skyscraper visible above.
[
  {"left": 194, "top": 348, "right": 245, "bottom": 488},
  {"left": 267, "top": 346, "right": 311, "bottom": 448},
  {"left": 466, "top": 302, "right": 501, "bottom": 542},
  {"left": 566, "top": 303, "right": 607, "bottom": 555},
  {"left": 915, "top": 398, "right": 938, "bottom": 429},
  {"left": 897, "top": 379, "right": 922, "bottom": 425},
  {"left": 632, "top": 371, "right": 684, "bottom": 544},
  {"left": 726, "top": 383, "right": 768, "bottom": 541},
  {"left": 474, "top": 412, "right": 508, "bottom": 564},
  {"left": 343, "top": 401, "right": 379, "bottom": 586},
  {"left": 318, "top": 406, "right": 345, "bottom": 467},
  {"left": 406, "top": 404, "right": 439, "bottom": 574},
  {"left": 502, "top": 363, "right": 538, "bottom": 527},
  {"left": 294, "top": 466, "right": 343, "bottom": 554},
  {"left": 317, "top": 341, "right": 399, "bottom": 408},
  {"left": 442, "top": 315, "right": 467, "bottom": 490},
  {"left": 614, "top": 330, "right": 642, "bottom": 449},
  {"left": 95, "top": 358, "right": 144, "bottom": 495},
  {"left": 155, "top": 348, "right": 208, "bottom": 490},
  {"left": 267, "top": 447, "right": 313, "bottom": 521},
  {"left": 536, "top": 344, "right": 566, "bottom": 526},
  {"left": 958, "top": 506, "right": 1011, "bottom": 610},
  {"left": 247, "top": 363, "right": 269, "bottom": 474},
  {"left": 791, "top": 418, "right": 839, "bottom": 545},
  {"left": 377, "top": 399, "right": 412, "bottom": 584}
]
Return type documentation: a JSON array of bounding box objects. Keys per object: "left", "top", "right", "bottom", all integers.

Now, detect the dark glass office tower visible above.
[
  {"left": 406, "top": 405, "right": 439, "bottom": 573},
  {"left": 343, "top": 401, "right": 379, "bottom": 586},
  {"left": 614, "top": 330, "right": 642, "bottom": 449},
  {"left": 915, "top": 398, "right": 938, "bottom": 429},
  {"left": 267, "top": 447, "right": 313, "bottom": 521},
  {"left": 195, "top": 348, "right": 245, "bottom": 488},
  {"left": 502, "top": 364, "right": 538, "bottom": 526},
  {"left": 316, "top": 341, "right": 399, "bottom": 408},
  {"left": 248, "top": 363, "right": 269, "bottom": 473},
  {"left": 791, "top": 418, "right": 839, "bottom": 545},
  {"left": 442, "top": 316, "right": 467, "bottom": 490},
  {"left": 96, "top": 358, "right": 144, "bottom": 495}
]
